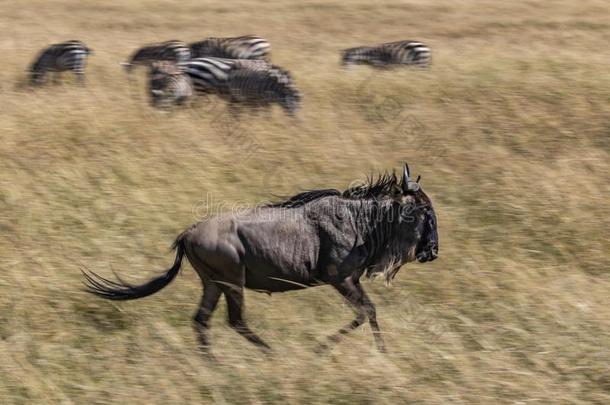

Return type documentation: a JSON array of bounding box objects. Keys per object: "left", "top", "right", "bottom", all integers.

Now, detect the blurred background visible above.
[{"left": 1, "top": 0, "right": 609, "bottom": 403}]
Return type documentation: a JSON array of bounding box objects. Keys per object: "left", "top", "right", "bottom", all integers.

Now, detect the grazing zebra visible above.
[
  {"left": 148, "top": 61, "right": 193, "bottom": 108},
  {"left": 227, "top": 67, "right": 301, "bottom": 115},
  {"left": 190, "top": 35, "right": 271, "bottom": 61},
  {"left": 29, "top": 40, "right": 92, "bottom": 85},
  {"left": 183, "top": 57, "right": 271, "bottom": 94},
  {"left": 123, "top": 40, "right": 191, "bottom": 74},
  {"left": 341, "top": 40, "right": 431, "bottom": 68},
  {"left": 154, "top": 57, "right": 299, "bottom": 114}
]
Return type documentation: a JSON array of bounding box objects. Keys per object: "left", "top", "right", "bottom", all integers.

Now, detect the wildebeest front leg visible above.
[
  {"left": 357, "top": 283, "right": 386, "bottom": 352},
  {"left": 319, "top": 278, "right": 386, "bottom": 352},
  {"left": 193, "top": 282, "right": 222, "bottom": 353},
  {"left": 223, "top": 286, "right": 271, "bottom": 352}
]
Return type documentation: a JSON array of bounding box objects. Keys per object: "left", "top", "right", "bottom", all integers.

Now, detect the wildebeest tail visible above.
[{"left": 82, "top": 234, "right": 186, "bottom": 300}]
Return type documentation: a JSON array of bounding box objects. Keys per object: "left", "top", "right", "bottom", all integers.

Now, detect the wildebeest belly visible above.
[
  {"left": 237, "top": 219, "right": 321, "bottom": 292},
  {"left": 243, "top": 258, "right": 320, "bottom": 292}
]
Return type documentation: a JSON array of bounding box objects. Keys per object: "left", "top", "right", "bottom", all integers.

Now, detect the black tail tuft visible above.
[{"left": 83, "top": 238, "right": 185, "bottom": 300}]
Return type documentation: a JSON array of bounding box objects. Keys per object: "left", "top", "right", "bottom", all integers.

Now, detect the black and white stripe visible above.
[
  {"left": 190, "top": 35, "right": 271, "bottom": 61},
  {"left": 183, "top": 57, "right": 271, "bottom": 94},
  {"left": 341, "top": 40, "right": 431, "bottom": 68},
  {"left": 123, "top": 40, "right": 191, "bottom": 73},
  {"left": 29, "top": 40, "right": 92, "bottom": 85},
  {"left": 156, "top": 57, "right": 299, "bottom": 114},
  {"left": 227, "top": 67, "right": 301, "bottom": 115},
  {"left": 148, "top": 62, "right": 193, "bottom": 108}
]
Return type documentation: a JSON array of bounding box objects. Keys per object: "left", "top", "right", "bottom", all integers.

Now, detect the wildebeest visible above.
[{"left": 83, "top": 164, "right": 438, "bottom": 354}]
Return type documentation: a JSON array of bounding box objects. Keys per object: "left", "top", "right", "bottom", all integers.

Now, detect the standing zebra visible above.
[
  {"left": 148, "top": 61, "right": 193, "bottom": 108},
  {"left": 123, "top": 40, "right": 191, "bottom": 74},
  {"left": 341, "top": 40, "right": 431, "bottom": 68},
  {"left": 227, "top": 67, "right": 301, "bottom": 115},
  {"left": 29, "top": 40, "right": 92, "bottom": 85},
  {"left": 190, "top": 35, "right": 271, "bottom": 61}
]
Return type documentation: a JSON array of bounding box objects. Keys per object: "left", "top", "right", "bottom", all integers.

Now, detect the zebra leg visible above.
[
  {"left": 75, "top": 71, "right": 85, "bottom": 85},
  {"left": 223, "top": 285, "right": 271, "bottom": 352},
  {"left": 193, "top": 281, "right": 222, "bottom": 353},
  {"left": 227, "top": 102, "right": 242, "bottom": 120}
]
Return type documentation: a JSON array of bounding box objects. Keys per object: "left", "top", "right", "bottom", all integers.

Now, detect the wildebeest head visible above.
[
  {"left": 342, "top": 163, "right": 438, "bottom": 282},
  {"left": 393, "top": 163, "right": 439, "bottom": 263}
]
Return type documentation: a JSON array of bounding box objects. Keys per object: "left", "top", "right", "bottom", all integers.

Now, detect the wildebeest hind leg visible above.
[
  {"left": 193, "top": 281, "right": 222, "bottom": 353},
  {"left": 223, "top": 286, "right": 271, "bottom": 352}
]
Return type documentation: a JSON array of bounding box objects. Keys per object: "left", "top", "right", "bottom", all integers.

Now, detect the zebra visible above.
[
  {"left": 226, "top": 67, "right": 301, "bottom": 115},
  {"left": 153, "top": 57, "right": 299, "bottom": 114},
  {"left": 190, "top": 35, "right": 271, "bottom": 61},
  {"left": 148, "top": 61, "right": 193, "bottom": 108},
  {"left": 341, "top": 40, "right": 431, "bottom": 68},
  {"left": 183, "top": 57, "right": 272, "bottom": 95},
  {"left": 122, "top": 40, "right": 191, "bottom": 74},
  {"left": 29, "top": 40, "right": 92, "bottom": 85}
]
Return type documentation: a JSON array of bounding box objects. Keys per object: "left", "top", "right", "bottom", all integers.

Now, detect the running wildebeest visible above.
[{"left": 83, "top": 163, "right": 439, "bottom": 354}]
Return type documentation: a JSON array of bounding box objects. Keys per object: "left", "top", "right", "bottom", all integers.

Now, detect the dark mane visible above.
[
  {"left": 342, "top": 172, "right": 400, "bottom": 200},
  {"left": 265, "top": 172, "right": 401, "bottom": 208},
  {"left": 265, "top": 189, "right": 341, "bottom": 208}
]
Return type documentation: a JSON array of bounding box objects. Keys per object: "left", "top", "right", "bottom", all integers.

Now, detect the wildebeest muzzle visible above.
[{"left": 416, "top": 241, "right": 438, "bottom": 263}]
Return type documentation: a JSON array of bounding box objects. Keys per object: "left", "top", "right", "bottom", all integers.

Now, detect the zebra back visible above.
[
  {"left": 182, "top": 57, "right": 271, "bottom": 94},
  {"left": 190, "top": 35, "right": 271, "bottom": 60},
  {"left": 125, "top": 40, "right": 191, "bottom": 73},
  {"left": 183, "top": 57, "right": 236, "bottom": 94}
]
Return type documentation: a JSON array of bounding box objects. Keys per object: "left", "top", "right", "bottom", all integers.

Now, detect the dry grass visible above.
[{"left": 1, "top": 0, "right": 609, "bottom": 403}]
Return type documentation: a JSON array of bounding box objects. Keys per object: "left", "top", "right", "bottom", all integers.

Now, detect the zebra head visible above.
[
  {"left": 149, "top": 61, "right": 178, "bottom": 108},
  {"left": 281, "top": 87, "right": 301, "bottom": 116},
  {"left": 341, "top": 47, "right": 365, "bottom": 68}
]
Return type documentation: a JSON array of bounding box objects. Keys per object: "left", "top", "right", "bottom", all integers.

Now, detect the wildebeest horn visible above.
[
  {"left": 403, "top": 163, "right": 411, "bottom": 180},
  {"left": 402, "top": 163, "right": 411, "bottom": 192}
]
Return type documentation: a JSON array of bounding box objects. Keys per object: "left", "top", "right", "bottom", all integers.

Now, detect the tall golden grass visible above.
[{"left": 1, "top": 0, "right": 609, "bottom": 403}]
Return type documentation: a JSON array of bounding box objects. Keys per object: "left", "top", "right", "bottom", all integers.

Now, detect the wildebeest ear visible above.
[{"left": 390, "top": 184, "right": 403, "bottom": 200}]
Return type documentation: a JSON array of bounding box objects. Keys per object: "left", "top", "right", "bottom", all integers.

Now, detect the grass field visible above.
[{"left": 1, "top": 0, "right": 609, "bottom": 403}]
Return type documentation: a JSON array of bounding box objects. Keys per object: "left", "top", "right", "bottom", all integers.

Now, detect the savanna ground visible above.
[{"left": 1, "top": 0, "right": 609, "bottom": 403}]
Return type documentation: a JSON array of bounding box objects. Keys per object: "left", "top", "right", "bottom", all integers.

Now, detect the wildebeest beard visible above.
[{"left": 352, "top": 197, "right": 429, "bottom": 284}]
